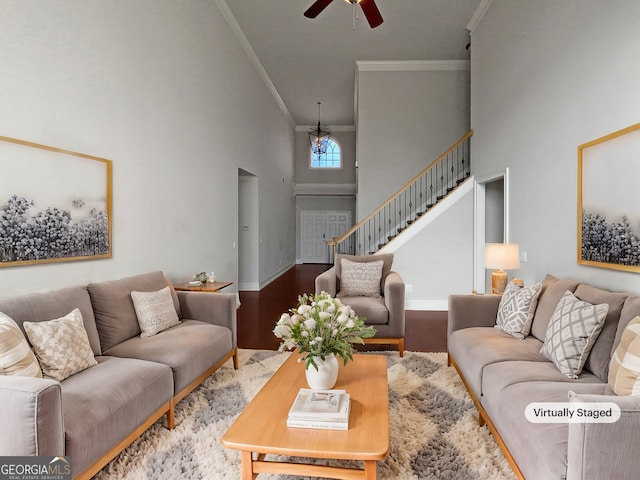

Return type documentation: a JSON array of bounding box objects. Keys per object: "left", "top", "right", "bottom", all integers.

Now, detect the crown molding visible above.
[
  {"left": 356, "top": 60, "right": 470, "bottom": 72},
  {"left": 295, "top": 125, "right": 356, "bottom": 132},
  {"left": 215, "top": 0, "right": 295, "bottom": 127},
  {"left": 467, "top": 0, "right": 494, "bottom": 34}
]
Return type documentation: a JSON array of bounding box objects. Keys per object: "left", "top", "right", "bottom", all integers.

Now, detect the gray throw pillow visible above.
[
  {"left": 495, "top": 281, "right": 543, "bottom": 339},
  {"left": 339, "top": 258, "right": 384, "bottom": 297},
  {"left": 540, "top": 290, "right": 608, "bottom": 378}
]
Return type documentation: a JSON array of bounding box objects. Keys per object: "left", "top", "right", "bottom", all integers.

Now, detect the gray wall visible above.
[
  {"left": 356, "top": 65, "right": 471, "bottom": 220},
  {"left": 471, "top": 0, "right": 640, "bottom": 294},
  {"left": 0, "top": 1, "right": 296, "bottom": 297}
]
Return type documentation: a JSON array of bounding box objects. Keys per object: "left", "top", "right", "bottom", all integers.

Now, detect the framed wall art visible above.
[
  {"left": 578, "top": 122, "right": 640, "bottom": 272},
  {"left": 0, "top": 136, "right": 112, "bottom": 268}
]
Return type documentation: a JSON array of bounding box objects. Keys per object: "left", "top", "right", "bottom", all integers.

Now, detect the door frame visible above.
[{"left": 473, "top": 167, "right": 510, "bottom": 293}]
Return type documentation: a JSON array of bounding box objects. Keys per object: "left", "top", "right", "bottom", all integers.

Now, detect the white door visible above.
[{"left": 301, "top": 211, "right": 351, "bottom": 263}]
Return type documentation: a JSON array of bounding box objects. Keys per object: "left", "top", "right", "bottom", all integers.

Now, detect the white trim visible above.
[
  {"left": 356, "top": 60, "right": 470, "bottom": 72},
  {"left": 467, "top": 0, "right": 494, "bottom": 34},
  {"left": 215, "top": 0, "right": 295, "bottom": 127},
  {"left": 405, "top": 299, "right": 449, "bottom": 311},
  {"left": 377, "top": 179, "right": 474, "bottom": 254},
  {"left": 295, "top": 125, "right": 356, "bottom": 132},
  {"left": 294, "top": 183, "right": 357, "bottom": 196},
  {"left": 238, "top": 282, "right": 260, "bottom": 291},
  {"left": 258, "top": 263, "right": 295, "bottom": 290}
]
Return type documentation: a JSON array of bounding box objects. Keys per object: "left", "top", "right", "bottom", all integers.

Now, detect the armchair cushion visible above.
[{"left": 336, "top": 296, "right": 388, "bottom": 325}]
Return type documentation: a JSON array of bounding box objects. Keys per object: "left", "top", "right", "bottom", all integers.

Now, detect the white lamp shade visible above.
[{"left": 485, "top": 243, "right": 520, "bottom": 270}]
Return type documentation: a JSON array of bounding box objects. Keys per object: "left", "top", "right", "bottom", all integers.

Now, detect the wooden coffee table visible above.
[{"left": 222, "top": 352, "right": 389, "bottom": 479}]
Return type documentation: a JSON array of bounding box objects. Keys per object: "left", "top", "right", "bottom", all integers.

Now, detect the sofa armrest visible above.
[
  {"left": 567, "top": 391, "right": 640, "bottom": 480},
  {"left": 384, "top": 271, "right": 405, "bottom": 337},
  {"left": 0, "top": 376, "right": 64, "bottom": 456},
  {"left": 176, "top": 291, "right": 237, "bottom": 346},
  {"left": 447, "top": 294, "right": 501, "bottom": 338},
  {"left": 315, "top": 267, "right": 337, "bottom": 297}
]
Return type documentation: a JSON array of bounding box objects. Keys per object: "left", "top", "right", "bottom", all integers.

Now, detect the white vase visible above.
[{"left": 305, "top": 354, "right": 339, "bottom": 390}]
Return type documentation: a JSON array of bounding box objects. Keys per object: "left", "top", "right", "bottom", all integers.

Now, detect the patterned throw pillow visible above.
[
  {"left": 23, "top": 309, "right": 97, "bottom": 381},
  {"left": 339, "top": 258, "right": 384, "bottom": 297},
  {"left": 608, "top": 316, "right": 640, "bottom": 395},
  {"left": 495, "top": 281, "right": 543, "bottom": 339},
  {"left": 0, "top": 312, "right": 42, "bottom": 378},
  {"left": 540, "top": 290, "right": 609, "bottom": 378},
  {"left": 131, "top": 286, "right": 181, "bottom": 337}
]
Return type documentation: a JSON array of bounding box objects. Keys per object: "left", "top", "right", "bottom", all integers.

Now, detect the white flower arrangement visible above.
[{"left": 273, "top": 291, "right": 376, "bottom": 371}]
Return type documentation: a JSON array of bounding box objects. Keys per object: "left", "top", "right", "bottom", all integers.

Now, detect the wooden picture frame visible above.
[
  {"left": 0, "top": 136, "right": 112, "bottom": 267},
  {"left": 578, "top": 122, "right": 640, "bottom": 272}
]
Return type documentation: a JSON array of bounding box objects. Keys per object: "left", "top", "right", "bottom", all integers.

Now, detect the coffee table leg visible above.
[
  {"left": 241, "top": 451, "right": 255, "bottom": 480},
  {"left": 364, "top": 460, "right": 377, "bottom": 480}
]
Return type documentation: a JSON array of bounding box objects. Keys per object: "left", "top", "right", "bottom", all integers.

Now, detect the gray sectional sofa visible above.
[
  {"left": 448, "top": 274, "right": 640, "bottom": 480},
  {"left": 0, "top": 271, "right": 238, "bottom": 480}
]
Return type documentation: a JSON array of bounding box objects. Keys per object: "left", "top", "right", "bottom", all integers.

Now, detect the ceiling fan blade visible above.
[
  {"left": 304, "top": 0, "right": 334, "bottom": 19},
  {"left": 360, "top": 0, "right": 383, "bottom": 28}
]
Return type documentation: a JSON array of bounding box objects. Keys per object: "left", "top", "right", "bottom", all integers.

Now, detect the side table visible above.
[{"left": 172, "top": 281, "right": 233, "bottom": 293}]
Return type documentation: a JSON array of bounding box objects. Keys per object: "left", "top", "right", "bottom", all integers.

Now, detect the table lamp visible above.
[{"left": 485, "top": 243, "right": 520, "bottom": 294}]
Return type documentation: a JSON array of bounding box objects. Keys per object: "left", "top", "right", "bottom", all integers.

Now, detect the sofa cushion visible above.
[
  {"left": 23, "top": 309, "right": 97, "bottom": 382},
  {"left": 0, "top": 286, "right": 102, "bottom": 356},
  {"left": 0, "top": 312, "right": 42, "bottom": 378},
  {"left": 574, "top": 284, "right": 627, "bottom": 381},
  {"left": 335, "top": 254, "right": 394, "bottom": 292},
  {"left": 613, "top": 296, "right": 640, "bottom": 354},
  {"left": 335, "top": 296, "right": 389, "bottom": 325},
  {"left": 530, "top": 274, "right": 580, "bottom": 341},
  {"left": 103, "top": 320, "right": 232, "bottom": 394},
  {"left": 540, "top": 291, "right": 608, "bottom": 379},
  {"left": 61, "top": 356, "right": 172, "bottom": 476},
  {"left": 608, "top": 316, "right": 640, "bottom": 395},
  {"left": 338, "top": 258, "right": 384, "bottom": 297},
  {"left": 88, "top": 271, "right": 181, "bottom": 352},
  {"left": 448, "top": 327, "right": 547, "bottom": 398},
  {"left": 482, "top": 360, "right": 603, "bottom": 405},
  {"left": 495, "top": 281, "right": 542, "bottom": 339},
  {"left": 482, "top": 380, "right": 608, "bottom": 480},
  {"left": 131, "top": 286, "right": 181, "bottom": 337}
]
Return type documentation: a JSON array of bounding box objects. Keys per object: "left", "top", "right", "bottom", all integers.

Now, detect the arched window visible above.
[{"left": 310, "top": 138, "right": 341, "bottom": 169}]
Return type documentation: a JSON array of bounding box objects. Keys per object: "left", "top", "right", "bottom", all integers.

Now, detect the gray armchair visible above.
[{"left": 315, "top": 253, "right": 405, "bottom": 356}]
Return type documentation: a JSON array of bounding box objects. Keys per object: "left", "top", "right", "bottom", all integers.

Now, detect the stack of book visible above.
[{"left": 287, "top": 388, "right": 351, "bottom": 430}]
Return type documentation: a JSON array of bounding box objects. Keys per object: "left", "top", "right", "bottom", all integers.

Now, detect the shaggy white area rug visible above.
[{"left": 94, "top": 349, "right": 515, "bottom": 480}]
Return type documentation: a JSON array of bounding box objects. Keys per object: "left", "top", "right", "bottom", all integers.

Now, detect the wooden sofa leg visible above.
[
  {"left": 478, "top": 413, "right": 485, "bottom": 427},
  {"left": 233, "top": 347, "right": 239, "bottom": 370},
  {"left": 398, "top": 338, "right": 404, "bottom": 357},
  {"left": 166, "top": 402, "right": 175, "bottom": 430}
]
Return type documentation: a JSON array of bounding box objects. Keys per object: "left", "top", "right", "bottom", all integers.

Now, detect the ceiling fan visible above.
[{"left": 304, "top": 0, "right": 384, "bottom": 29}]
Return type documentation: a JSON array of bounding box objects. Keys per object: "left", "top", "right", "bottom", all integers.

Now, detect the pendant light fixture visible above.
[{"left": 308, "top": 102, "right": 331, "bottom": 160}]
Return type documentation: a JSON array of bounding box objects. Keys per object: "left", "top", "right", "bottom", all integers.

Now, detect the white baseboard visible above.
[{"left": 238, "top": 282, "right": 260, "bottom": 291}]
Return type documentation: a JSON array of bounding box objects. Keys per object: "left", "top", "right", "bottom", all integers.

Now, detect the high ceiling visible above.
[{"left": 222, "top": 0, "right": 481, "bottom": 127}]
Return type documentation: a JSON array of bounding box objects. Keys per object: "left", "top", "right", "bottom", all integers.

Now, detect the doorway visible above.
[
  {"left": 474, "top": 169, "right": 509, "bottom": 293},
  {"left": 238, "top": 169, "right": 259, "bottom": 290},
  {"left": 300, "top": 211, "right": 351, "bottom": 263}
]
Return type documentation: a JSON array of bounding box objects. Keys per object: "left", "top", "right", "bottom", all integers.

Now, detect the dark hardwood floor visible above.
[{"left": 237, "top": 264, "right": 448, "bottom": 353}]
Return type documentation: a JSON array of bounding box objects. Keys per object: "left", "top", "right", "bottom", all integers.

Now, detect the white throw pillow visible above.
[
  {"left": 131, "top": 286, "right": 181, "bottom": 337},
  {"left": 495, "top": 281, "right": 543, "bottom": 339},
  {"left": 608, "top": 316, "right": 640, "bottom": 395},
  {"left": 0, "top": 312, "right": 42, "bottom": 378},
  {"left": 23, "top": 309, "right": 97, "bottom": 381},
  {"left": 540, "top": 290, "right": 608, "bottom": 378},
  {"left": 339, "top": 258, "right": 384, "bottom": 297}
]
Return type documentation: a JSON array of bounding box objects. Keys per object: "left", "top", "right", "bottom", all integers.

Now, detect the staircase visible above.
[{"left": 330, "top": 130, "right": 473, "bottom": 257}]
